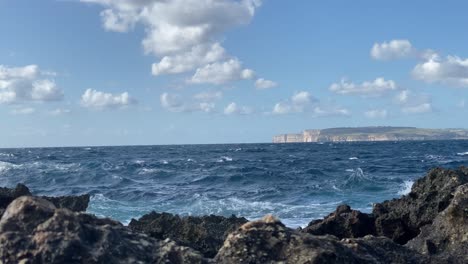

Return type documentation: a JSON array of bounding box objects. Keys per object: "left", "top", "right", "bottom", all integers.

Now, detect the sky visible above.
[{"left": 1, "top": 0, "right": 468, "bottom": 147}]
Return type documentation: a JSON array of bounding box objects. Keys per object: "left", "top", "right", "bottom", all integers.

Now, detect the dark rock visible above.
[
  {"left": 373, "top": 167, "right": 468, "bottom": 244},
  {"left": 0, "top": 184, "right": 90, "bottom": 217},
  {"left": 129, "top": 211, "right": 248, "bottom": 258},
  {"left": 41, "top": 194, "right": 90, "bottom": 212},
  {"left": 0, "top": 184, "right": 32, "bottom": 216},
  {"left": 303, "top": 167, "right": 468, "bottom": 246},
  {"left": 406, "top": 183, "right": 468, "bottom": 264},
  {"left": 215, "top": 215, "right": 427, "bottom": 264},
  {"left": 341, "top": 236, "right": 429, "bottom": 264},
  {"left": 0, "top": 196, "right": 207, "bottom": 264},
  {"left": 303, "top": 204, "right": 376, "bottom": 239}
]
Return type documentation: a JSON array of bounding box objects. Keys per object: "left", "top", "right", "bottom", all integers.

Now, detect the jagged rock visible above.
[
  {"left": 341, "top": 236, "right": 428, "bottom": 264},
  {"left": 0, "top": 184, "right": 90, "bottom": 217},
  {"left": 303, "top": 167, "right": 468, "bottom": 246},
  {"left": 215, "top": 215, "right": 426, "bottom": 264},
  {"left": 0, "top": 196, "right": 207, "bottom": 264},
  {"left": 0, "top": 184, "right": 31, "bottom": 216},
  {"left": 40, "top": 194, "right": 90, "bottom": 212},
  {"left": 129, "top": 211, "right": 248, "bottom": 258},
  {"left": 303, "top": 204, "right": 376, "bottom": 239},
  {"left": 373, "top": 167, "right": 468, "bottom": 244},
  {"left": 406, "top": 183, "right": 468, "bottom": 263}
]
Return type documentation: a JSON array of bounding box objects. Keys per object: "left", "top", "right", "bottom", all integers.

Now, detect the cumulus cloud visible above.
[
  {"left": 152, "top": 43, "right": 226, "bottom": 75},
  {"left": 81, "top": 89, "right": 136, "bottom": 109},
  {"left": 412, "top": 54, "right": 468, "bottom": 87},
  {"left": 255, "top": 78, "right": 277, "bottom": 89},
  {"left": 224, "top": 102, "right": 252, "bottom": 115},
  {"left": 0, "top": 64, "right": 63, "bottom": 104},
  {"left": 272, "top": 91, "right": 318, "bottom": 114},
  {"left": 364, "top": 109, "right": 388, "bottom": 119},
  {"left": 329, "top": 77, "right": 397, "bottom": 96},
  {"left": 371, "top": 39, "right": 414, "bottom": 60},
  {"left": 189, "top": 59, "right": 255, "bottom": 85},
  {"left": 395, "top": 90, "right": 432, "bottom": 114},
  {"left": 160, "top": 91, "right": 221, "bottom": 113},
  {"left": 82, "top": 0, "right": 268, "bottom": 85}
]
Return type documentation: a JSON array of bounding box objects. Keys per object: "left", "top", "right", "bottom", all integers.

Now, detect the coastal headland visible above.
[
  {"left": 273, "top": 126, "right": 468, "bottom": 143},
  {"left": 0, "top": 167, "right": 467, "bottom": 263}
]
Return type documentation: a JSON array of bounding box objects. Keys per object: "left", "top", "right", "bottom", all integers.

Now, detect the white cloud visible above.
[
  {"left": 395, "top": 90, "right": 432, "bottom": 114},
  {"left": 82, "top": 0, "right": 263, "bottom": 83},
  {"left": 255, "top": 78, "right": 277, "bottom": 89},
  {"left": 364, "top": 109, "right": 388, "bottom": 119},
  {"left": 10, "top": 107, "right": 35, "bottom": 115},
  {"left": 0, "top": 64, "right": 63, "bottom": 104},
  {"left": 272, "top": 91, "right": 318, "bottom": 114},
  {"left": 412, "top": 54, "right": 468, "bottom": 87},
  {"left": 371, "top": 39, "right": 414, "bottom": 60},
  {"left": 160, "top": 92, "right": 218, "bottom": 113},
  {"left": 189, "top": 59, "right": 254, "bottom": 85},
  {"left": 81, "top": 89, "right": 136, "bottom": 109},
  {"left": 329, "top": 77, "right": 397, "bottom": 96},
  {"left": 224, "top": 102, "right": 252, "bottom": 115},
  {"left": 152, "top": 43, "right": 226, "bottom": 75}
]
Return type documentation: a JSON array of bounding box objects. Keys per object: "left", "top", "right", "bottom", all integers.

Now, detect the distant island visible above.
[{"left": 273, "top": 126, "right": 468, "bottom": 143}]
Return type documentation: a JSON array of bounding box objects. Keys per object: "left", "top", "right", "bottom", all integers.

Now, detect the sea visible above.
[{"left": 1, "top": 140, "right": 467, "bottom": 228}]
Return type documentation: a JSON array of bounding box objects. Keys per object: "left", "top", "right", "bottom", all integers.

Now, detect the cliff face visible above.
[{"left": 273, "top": 127, "right": 468, "bottom": 143}]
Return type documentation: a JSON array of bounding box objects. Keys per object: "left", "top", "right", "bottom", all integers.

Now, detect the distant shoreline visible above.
[{"left": 273, "top": 126, "right": 468, "bottom": 143}]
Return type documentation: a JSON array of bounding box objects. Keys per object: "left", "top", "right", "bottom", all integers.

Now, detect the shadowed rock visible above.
[
  {"left": 406, "top": 183, "right": 468, "bottom": 263},
  {"left": 0, "top": 184, "right": 90, "bottom": 217},
  {"left": 0, "top": 184, "right": 31, "bottom": 216},
  {"left": 129, "top": 211, "right": 248, "bottom": 258},
  {"left": 303, "top": 204, "right": 376, "bottom": 239},
  {"left": 303, "top": 167, "right": 468, "bottom": 245},
  {"left": 373, "top": 167, "right": 468, "bottom": 244},
  {"left": 215, "top": 215, "right": 427, "bottom": 264},
  {"left": 0, "top": 196, "right": 207, "bottom": 264}
]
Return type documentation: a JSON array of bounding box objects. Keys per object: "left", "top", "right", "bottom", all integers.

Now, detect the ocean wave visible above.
[
  {"left": 217, "top": 156, "right": 233, "bottom": 162},
  {"left": 138, "top": 168, "right": 161, "bottom": 175},
  {"left": 457, "top": 151, "right": 468, "bottom": 156},
  {"left": 0, "top": 153, "right": 14, "bottom": 157},
  {"left": 349, "top": 157, "right": 359, "bottom": 160},
  {"left": 0, "top": 161, "right": 19, "bottom": 173},
  {"left": 398, "top": 180, "right": 414, "bottom": 196}
]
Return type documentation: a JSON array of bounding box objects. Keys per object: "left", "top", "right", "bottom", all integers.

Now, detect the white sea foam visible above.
[
  {"left": 217, "top": 156, "right": 233, "bottom": 162},
  {"left": 345, "top": 169, "right": 354, "bottom": 172},
  {"left": 398, "top": 180, "right": 414, "bottom": 196},
  {"left": 349, "top": 157, "right": 359, "bottom": 160},
  {"left": 0, "top": 153, "right": 14, "bottom": 157},
  {"left": 134, "top": 160, "right": 145, "bottom": 164},
  {"left": 457, "top": 151, "right": 468, "bottom": 156},
  {"left": 139, "top": 168, "right": 160, "bottom": 175},
  {"left": 0, "top": 161, "right": 18, "bottom": 173},
  {"left": 161, "top": 160, "right": 169, "bottom": 164}
]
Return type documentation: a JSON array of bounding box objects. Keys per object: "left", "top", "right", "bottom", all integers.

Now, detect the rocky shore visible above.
[{"left": 0, "top": 167, "right": 466, "bottom": 263}]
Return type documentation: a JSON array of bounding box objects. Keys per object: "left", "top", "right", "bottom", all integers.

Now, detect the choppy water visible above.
[{"left": 1, "top": 141, "right": 467, "bottom": 227}]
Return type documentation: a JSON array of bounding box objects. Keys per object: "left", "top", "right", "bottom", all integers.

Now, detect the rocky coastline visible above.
[{"left": 0, "top": 167, "right": 466, "bottom": 263}]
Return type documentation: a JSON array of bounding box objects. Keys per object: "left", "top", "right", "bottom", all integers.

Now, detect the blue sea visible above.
[{"left": 1, "top": 141, "right": 468, "bottom": 227}]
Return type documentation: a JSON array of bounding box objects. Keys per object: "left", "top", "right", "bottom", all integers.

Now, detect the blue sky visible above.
[{"left": 1, "top": 0, "right": 468, "bottom": 147}]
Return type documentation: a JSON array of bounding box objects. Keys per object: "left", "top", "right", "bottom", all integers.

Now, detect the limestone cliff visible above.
[{"left": 273, "top": 126, "right": 468, "bottom": 143}]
